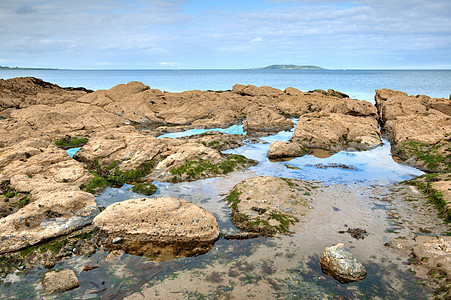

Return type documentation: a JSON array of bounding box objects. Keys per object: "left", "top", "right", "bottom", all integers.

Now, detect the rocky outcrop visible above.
[
  {"left": 267, "top": 141, "right": 309, "bottom": 158},
  {"left": 320, "top": 243, "right": 367, "bottom": 283},
  {"left": 0, "top": 187, "right": 99, "bottom": 254},
  {"left": 0, "top": 77, "right": 89, "bottom": 115},
  {"left": 93, "top": 197, "right": 220, "bottom": 260},
  {"left": 0, "top": 139, "right": 99, "bottom": 253},
  {"left": 225, "top": 176, "right": 315, "bottom": 236},
  {"left": 375, "top": 89, "right": 450, "bottom": 172},
  {"left": 42, "top": 269, "right": 80, "bottom": 294},
  {"left": 75, "top": 126, "right": 257, "bottom": 184},
  {"left": 290, "top": 112, "right": 381, "bottom": 152}
]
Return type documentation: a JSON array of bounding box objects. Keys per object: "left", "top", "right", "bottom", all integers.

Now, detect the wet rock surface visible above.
[
  {"left": 225, "top": 176, "right": 315, "bottom": 236},
  {"left": 319, "top": 243, "right": 367, "bottom": 283},
  {"left": 93, "top": 197, "right": 220, "bottom": 260}
]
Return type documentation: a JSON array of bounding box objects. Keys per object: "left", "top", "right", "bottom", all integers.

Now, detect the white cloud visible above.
[
  {"left": 251, "top": 37, "right": 263, "bottom": 43},
  {"left": 159, "top": 62, "right": 177, "bottom": 66}
]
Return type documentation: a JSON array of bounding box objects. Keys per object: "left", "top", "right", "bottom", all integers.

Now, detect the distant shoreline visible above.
[{"left": 0, "top": 67, "right": 58, "bottom": 70}]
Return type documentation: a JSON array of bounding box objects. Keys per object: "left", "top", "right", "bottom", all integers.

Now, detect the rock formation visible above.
[{"left": 375, "top": 89, "right": 450, "bottom": 172}]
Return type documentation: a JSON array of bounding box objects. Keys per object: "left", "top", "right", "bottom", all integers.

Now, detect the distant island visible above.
[
  {"left": 254, "top": 64, "right": 324, "bottom": 70},
  {"left": 0, "top": 66, "right": 57, "bottom": 70}
]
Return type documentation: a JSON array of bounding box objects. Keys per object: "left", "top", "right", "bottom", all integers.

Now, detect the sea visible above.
[{"left": 1, "top": 69, "right": 451, "bottom": 102}]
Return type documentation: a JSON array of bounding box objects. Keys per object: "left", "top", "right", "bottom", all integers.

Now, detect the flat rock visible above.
[
  {"left": 42, "top": 269, "right": 80, "bottom": 294},
  {"left": 225, "top": 176, "right": 315, "bottom": 236},
  {"left": 320, "top": 243, "right": 367, "bottom": 283},
  {"left": 0, "top": 187, "right": 99, "bottom": 254},
  {"left": 93, "top": 197, "right": 220, "bottom": 260}
]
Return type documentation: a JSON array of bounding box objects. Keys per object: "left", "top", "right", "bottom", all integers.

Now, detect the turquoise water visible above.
[{"left": 1, "top": 69, "right": 450, "bottom": 102}]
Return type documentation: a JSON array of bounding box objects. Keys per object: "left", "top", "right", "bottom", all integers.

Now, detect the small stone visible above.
[
  {"left": 41, "top": 269, "right": 80, "bottom": 294},
  {"left": 319, "top": 243, "right": 367, "bottom": 283},
  {"left": 112, "top": 237, "right": 122, "bottom": 244}
]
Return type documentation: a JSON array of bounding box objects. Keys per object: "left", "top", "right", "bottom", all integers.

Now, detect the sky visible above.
[{"left": 0, "top": 0, "right": 450, "bottom": 69}]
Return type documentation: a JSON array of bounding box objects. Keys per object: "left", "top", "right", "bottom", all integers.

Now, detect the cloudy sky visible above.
[{"left": 1, "top": 0, "right": 450, "bottom": 69}]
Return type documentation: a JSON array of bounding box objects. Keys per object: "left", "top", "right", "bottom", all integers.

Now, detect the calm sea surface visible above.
[{"left": 1, "top": 69, "right": 450, "bottom": 102}]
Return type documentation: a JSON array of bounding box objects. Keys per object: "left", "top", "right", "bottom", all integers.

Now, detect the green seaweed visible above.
[
  {"left": 406, "top": 174, "right": 451, "bottom": 223},
  {"left": 55, "top": 136, "right": 88, "bottom": 149},
  {"left": 131, "top": 182, "right": 158, "bottom": 196},
  {"left": 399, "top": 141, "right": 449, "bottom": 171},
  {"left": 225, "top": 188, "right": 241, "bottom": 210},
  {"left": 169, "top": 154, "right": 256, "bottom": 181}
]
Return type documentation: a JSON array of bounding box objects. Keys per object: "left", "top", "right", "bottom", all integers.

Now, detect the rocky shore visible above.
[{"left": 0, "top": 77, "right": 450, "bottom": 298}]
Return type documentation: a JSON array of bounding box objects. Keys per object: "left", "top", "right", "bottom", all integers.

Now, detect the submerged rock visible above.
[
  {"left": 42, "top": 269, "right": 80, "bottom": 294},
  {"left": 93, "top": 197, "right": 220, "bottom": 260},
  {"left": 225, "top": 176, "right": 315, "bottom": 236},
  {"left": 320, "top": 243, "right": 367, "bottom": 283}
]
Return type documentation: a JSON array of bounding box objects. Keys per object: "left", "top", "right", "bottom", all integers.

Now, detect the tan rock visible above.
[
  {"left": 0, "top": 187, "right": 99, "bottom": 254},
  {"left": 267, "top": 141, "right": 308, "bottom": 158},
  {"left": 291, "top": 113, "right": 381, "bottom": 151},
  {"left": 93, "top": 197, "right": 219, "bottom": 260},
  {"left": 42, "top": 269, "right": 80, "bottom": 294},
  {"left": 243, "top": 105, "right": 293, "bottom": 134},
  {"left": 413, "top": 236, "right": 451, "bottom": 280},
  {"left": 225, "top": 176, "right": 314, "bottom": 236},
  {"left": 375, "top": 89, "right": 451, "bottom": 171},
  {"left": 0, "top": 77, "right": 88, "bottom": 113}
]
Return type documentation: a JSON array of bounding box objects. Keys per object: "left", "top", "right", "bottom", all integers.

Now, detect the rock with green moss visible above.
[
  {"left": 54, "top": 135, "right": 88, "bottom": 149},
  {"left": 375, "top": 89, "right": 450, "bottom": 172},
  {"left": 407, "top": 173, "right": 451, "bottom": 222},
  {"left": 225, "top": 176, "right": 316, "bottom": 236},
  {"left": 130, "top": 182, "right": 157, "bottom": 196}
]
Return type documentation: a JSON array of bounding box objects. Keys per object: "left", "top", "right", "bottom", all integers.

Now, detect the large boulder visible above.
[
  {"left": 320, "top": 243, "right": 367, "bottom": 283},
  {"left": 225, "top": 176, "right": 315, "bottom": 236},
  {"left": 93, "top": 197, "right": 220, "bottom": 260}
]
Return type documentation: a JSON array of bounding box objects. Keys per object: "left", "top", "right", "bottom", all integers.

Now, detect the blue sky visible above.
[{"left": 0, "top": 0, "right": 450, "bottom": 69}]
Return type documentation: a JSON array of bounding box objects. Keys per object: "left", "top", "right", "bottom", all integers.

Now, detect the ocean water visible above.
[{"left": 1, "top": 69, "right": 450, "bottom": 102}]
